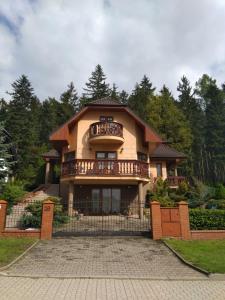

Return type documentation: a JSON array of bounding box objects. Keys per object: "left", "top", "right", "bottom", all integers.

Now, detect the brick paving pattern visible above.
[
  {"left": 6, "top": 237, "right": 205, "bottom": 279},
  {"left": 0, "top": 277, "right": 224, "bottom": 300}
]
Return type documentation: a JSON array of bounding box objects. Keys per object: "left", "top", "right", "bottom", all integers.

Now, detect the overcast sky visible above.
[{"left": 1, "top": 0, "right": 225, "bottom": 101}]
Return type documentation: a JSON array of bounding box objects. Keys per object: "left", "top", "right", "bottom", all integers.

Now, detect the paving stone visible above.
[{"left": 6, "top": 237, "right": 205, "bottom": 279}]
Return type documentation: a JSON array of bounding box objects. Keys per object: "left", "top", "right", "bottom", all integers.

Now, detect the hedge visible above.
[{"left": 189, "top": 209, "right": 225, "bottom": 230}]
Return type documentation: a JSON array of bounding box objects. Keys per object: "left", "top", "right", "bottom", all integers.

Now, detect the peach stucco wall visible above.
[
  {"left": 74, "top": 110, "right": 148, "bottom": 160},
  {"left": 150, "top": 161, "right": 167, "bottom": 180}
]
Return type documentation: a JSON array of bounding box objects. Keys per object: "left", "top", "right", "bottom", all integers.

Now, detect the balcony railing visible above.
[
  {"left": 62, "top": 159, "right": 149, "bottom": 178},
  {"left": 166, "top": 176, "right": 186, "bottom": 186},
  {"left": 89, "top": 122, "right": 123, "bottom": 138}
]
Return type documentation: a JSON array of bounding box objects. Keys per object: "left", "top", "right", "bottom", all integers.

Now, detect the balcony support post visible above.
[
  {"left": 45, "top": 159, "right": 50, "bottom": 184},
  {"left": 68, "top": 181, "right": 74, "bottom": 217},
  {"left": 138, "top": 182, "right": 144, "bottom": 220}
]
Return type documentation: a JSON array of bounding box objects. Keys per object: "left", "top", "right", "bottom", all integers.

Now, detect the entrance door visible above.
[{"left": 92, "top": 188, "right": 121, "bottom": 214}]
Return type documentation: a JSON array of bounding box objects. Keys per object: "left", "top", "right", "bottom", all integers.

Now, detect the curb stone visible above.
[
  {"left": 163, "top": 239, "right": 210, "bottom": 276},
  {"left": 0, "top": 240, "right": 39, "bottom": 272}
]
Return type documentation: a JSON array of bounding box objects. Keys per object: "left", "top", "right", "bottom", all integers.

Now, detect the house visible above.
[{"left": 43, "top": 97, "right": 186, "bottom": 219}]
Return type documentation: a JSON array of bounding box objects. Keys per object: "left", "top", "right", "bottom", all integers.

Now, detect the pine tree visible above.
[
  {"left": 177, "top": 76, "right": 205, "bottom": 179},
  {"left": 147, "top": 86, "right": 193, "bottom": 156},
  {"left": 110, "top": 83, "right": 119, "bottom": 100},
  {"left": 6, "top": 75, "right": 41, "bottom": 184},
  {"left": 119, "top": 90, "right": 129, "bottom": 105},
  {"left": 0, "top": 99, "right": 8, "bottom": 122},
  {"left": 204, "top": 84, "right": 225, "bottom": 183},
  {"left": 58, "top": 82, "right": 79, "bottom": 124},
  {"left": 83, "top": 64, "right": 110, "bottom": 101},
  {"left": 0, "top": 122, "right": 15, "bottom": 181},
  {"left": 128, "top": 75, "right": 155, "bottom": 121}
]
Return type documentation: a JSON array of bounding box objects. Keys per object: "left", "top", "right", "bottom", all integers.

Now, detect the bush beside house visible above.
[{"left": 20, "top": 196, "right": 69, "bottom": 229}]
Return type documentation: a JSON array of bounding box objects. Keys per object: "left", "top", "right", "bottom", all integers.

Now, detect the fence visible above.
[
  {"left": 150, "top": 201, "right": 225, "bottom": 240},
  {"left": 0, "top": 200, "right": 54, "bottom": 240}
]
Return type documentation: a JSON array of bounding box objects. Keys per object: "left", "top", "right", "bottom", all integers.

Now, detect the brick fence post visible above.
[
  {"left": 41, "top": 200, "right": 54, "bottom": 240},
  {"left": 178, "top": 201, "right": 191, "bottom": 240},
  {"left": 150, "top": 201, "right": 162, "bottom": 240},
  {"left": 0, "top": 200, "right": 7, "bottom": 236}
]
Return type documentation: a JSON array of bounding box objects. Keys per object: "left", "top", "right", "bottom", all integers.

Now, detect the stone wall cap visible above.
[
  {"left": 179, "top": 201, "right": 188, "bottom": 205},
  {"left": 43, "top": 200, "right": 54, "bottom": 204},
  {"left": 0, "top": 200, "right": 7, "bottom": 204},
  {"left": 151, "top": 201, "right": 160, "bottom": 204}
]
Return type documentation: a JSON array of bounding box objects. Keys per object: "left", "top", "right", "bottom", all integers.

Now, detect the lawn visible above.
[
  {"left": 0, "top": 238, "right": 37, "bottom": 268},
  {"left": 166, "top": 239, "right": 225, "bottom": 273}
]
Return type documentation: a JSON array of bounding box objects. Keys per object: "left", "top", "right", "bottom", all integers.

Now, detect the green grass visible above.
[
  {"left": 166, "top": 239, "right": 225, "bottom": 273},
  {"left": 0, "top": 238, "right": 37, "bottom": 267}
]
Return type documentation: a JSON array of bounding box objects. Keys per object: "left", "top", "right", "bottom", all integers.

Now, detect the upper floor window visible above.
[
  {"left": 137, "top": 152, "right": 147, "bottom": 162},
  {"left": 100, "top": 116, "right": 113, "bottom": 122},
  {"left": 96, "top": 151, "right": 117, "bottom": 159},
  {"left": 64, "top": 151, "right": 75, "bottom": 162},
  {"left": 156, "top": 163, "right": 162, "bottom": 177}
]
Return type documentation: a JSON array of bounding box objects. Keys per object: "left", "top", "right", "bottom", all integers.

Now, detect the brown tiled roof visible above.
[
  {"left": 42, "top": 149, "right": 60, "bottom": 158},
  {"left": 150, "top": 144, "right": 186, "bottom": 159},
  {"left": 85, "top": 97, "right": 125, "bottom": 106}
]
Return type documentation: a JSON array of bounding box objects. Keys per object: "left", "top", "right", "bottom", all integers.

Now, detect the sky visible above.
[{"left": 1, "top": 0, "right": 225, "bottom": 101}]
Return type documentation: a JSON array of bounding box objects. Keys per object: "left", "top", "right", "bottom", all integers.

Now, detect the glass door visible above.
[
  {"left": 102, "top": 188, "right": 111, "bottom": 214},
  {"left": 111, "top": 188, "right": 121, "bottom": 213},
  {"left": 92, "top": 189, "right": 100, "bottom": 214}
]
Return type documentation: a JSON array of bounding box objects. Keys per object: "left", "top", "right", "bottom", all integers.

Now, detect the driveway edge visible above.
[
  {"left": 163, "top": 240, "right": 210, "bottom": 276},
  {"left": 0, "top": 240, "right": 39, "bottom": 272}
]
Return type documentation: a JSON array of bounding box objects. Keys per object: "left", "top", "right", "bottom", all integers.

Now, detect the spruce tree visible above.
[
  {"left": 119, "top": 90, "right": 129, "bottom": 105},
  {"left": 147, "top": 86, "right": 193, "bottom": 156},
  {"left": 128, "top": 75, "right": 155, "bottom": 121},
  {"left": 59, "top": 82, "right": 79, "bottom": 124},
  {"left": 6, "top": 75, "right": 41, "bottom": 184},
  {"left": 177, "top": 76, "right": 205, "bottom": 178},
  {"left": 83, "top": 64, "right": 110, "bottom": 101},
  {"left": 0, "top": 122, "right": 15, "bottom": 181},
  {"left": 110, "top": 83, "right": 119, "bottom": 100}
]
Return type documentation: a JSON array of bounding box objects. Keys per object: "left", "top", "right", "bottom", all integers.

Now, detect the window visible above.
[
  {"left": 100, "top": 116, "right": 113, "bottom": 122},
  {"left": 137, "top": 152, "right": 148, "bottom": 162},
  {"left": 156, "top": 163, "right": 162, "bottom": 177},
  {"left": 96, "top": 152, "right": 117, "bottom": 159},
  {"left": 64, "top": 151, "right": 75, "bottom": 162}
]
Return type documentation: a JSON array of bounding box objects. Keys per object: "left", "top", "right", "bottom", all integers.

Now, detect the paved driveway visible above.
[{"left": 5, "top": 237, "right": 205, "bottom": 279}]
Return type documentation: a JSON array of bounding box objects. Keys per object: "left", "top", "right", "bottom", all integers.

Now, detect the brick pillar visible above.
[
  {"left": 41, "top": 200, "right": 54, "bottom": 240},
  {"left": 179, "top": 201, "right": 191, "bottom": 240},
  {"left": 150, "top": 201, "right": 162, "bottom": 240},
  {"left": 0, "top": 200, "right": 7, "bottom": 235}
]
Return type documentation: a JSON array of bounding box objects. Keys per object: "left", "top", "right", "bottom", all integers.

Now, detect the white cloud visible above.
[{"left": 0, "top": 0, "right": 225, "bottom": 100}]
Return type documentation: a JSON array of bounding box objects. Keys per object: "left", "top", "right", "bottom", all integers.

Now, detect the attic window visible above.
[{"left": 100, "top": 116, "right": 113, "bottom": 122}]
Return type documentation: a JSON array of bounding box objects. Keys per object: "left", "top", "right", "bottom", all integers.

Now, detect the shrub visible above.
[
  {"left": 215, "top": 184, "right": 225, "bottom": 200},
  {"left": 189, "top": 209, "right": 225, "bottom": 230},
  {"left": 0, "top": 181, "right": 26, "bottom": 213},
  {"left": 20, "top": 197, "right": 69, "bottom": 229}
]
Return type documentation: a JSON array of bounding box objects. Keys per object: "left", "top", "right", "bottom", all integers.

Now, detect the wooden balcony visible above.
[
  {"left": 62, "top": 159, "right": 149, "bottom": 178},
  {"left": 89, "top": 122, "right": 124, "bottom": 144},
  {"left": 166, "top": 176, "right": 186, "bottom": 187}
]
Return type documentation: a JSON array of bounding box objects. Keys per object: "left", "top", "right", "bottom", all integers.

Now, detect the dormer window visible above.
[{"left": 100, "top": 116, "right": 113, "bottom": 122}]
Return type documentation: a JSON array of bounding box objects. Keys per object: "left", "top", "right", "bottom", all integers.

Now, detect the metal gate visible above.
[{"left": 53, "top": 190, "right": 151, "bottom": 237}]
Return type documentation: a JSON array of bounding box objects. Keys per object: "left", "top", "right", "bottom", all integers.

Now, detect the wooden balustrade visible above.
[
  {"left": 166, "top": 176, "right": 186, "bottom": 186},
  {"left": 89, "top": 122, "right": 123, "bottom": 138},
  {"left": 62, "top": 159, "right": 149, "bottom": 178}
]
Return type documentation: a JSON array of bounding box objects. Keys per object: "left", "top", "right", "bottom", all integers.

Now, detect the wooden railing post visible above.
[
  {"left": 150, "top": 201, "right": 162, "bottom": 240},
  {"left": 0, "top": 200, "right": 7, "bottom": 235},
  {"left": 41, "top": 200, "right": 54, "bottom": 240}
]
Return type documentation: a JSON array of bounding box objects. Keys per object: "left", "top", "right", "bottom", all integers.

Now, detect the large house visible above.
[{"left": 43, "top": 98, "right": 186, "bottom": 219}]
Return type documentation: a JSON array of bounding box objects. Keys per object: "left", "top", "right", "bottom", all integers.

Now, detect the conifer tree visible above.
[
  {"left": 119, "top": 90, "right": 129, "bottom": 105},
  {"left": 83, "top": 64, "right": 110, "bottom": 101},
  {"left": 128, "top": 75, "right": 155, "bottom": 121},
  {"left": 0, "top": 122, "right": 15, "bottom": 181},
  {"left": 147, "top": 86, "right": 193, "bottom": 156},
  {"left": 59, "top": 82, "right": 79, "bottom": 124},
  {"left": 6, "top": 75, "right": 41, "bottom": 184},
  {"left": 110, "top": 83, "right": 119, "bottom": 100}
]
